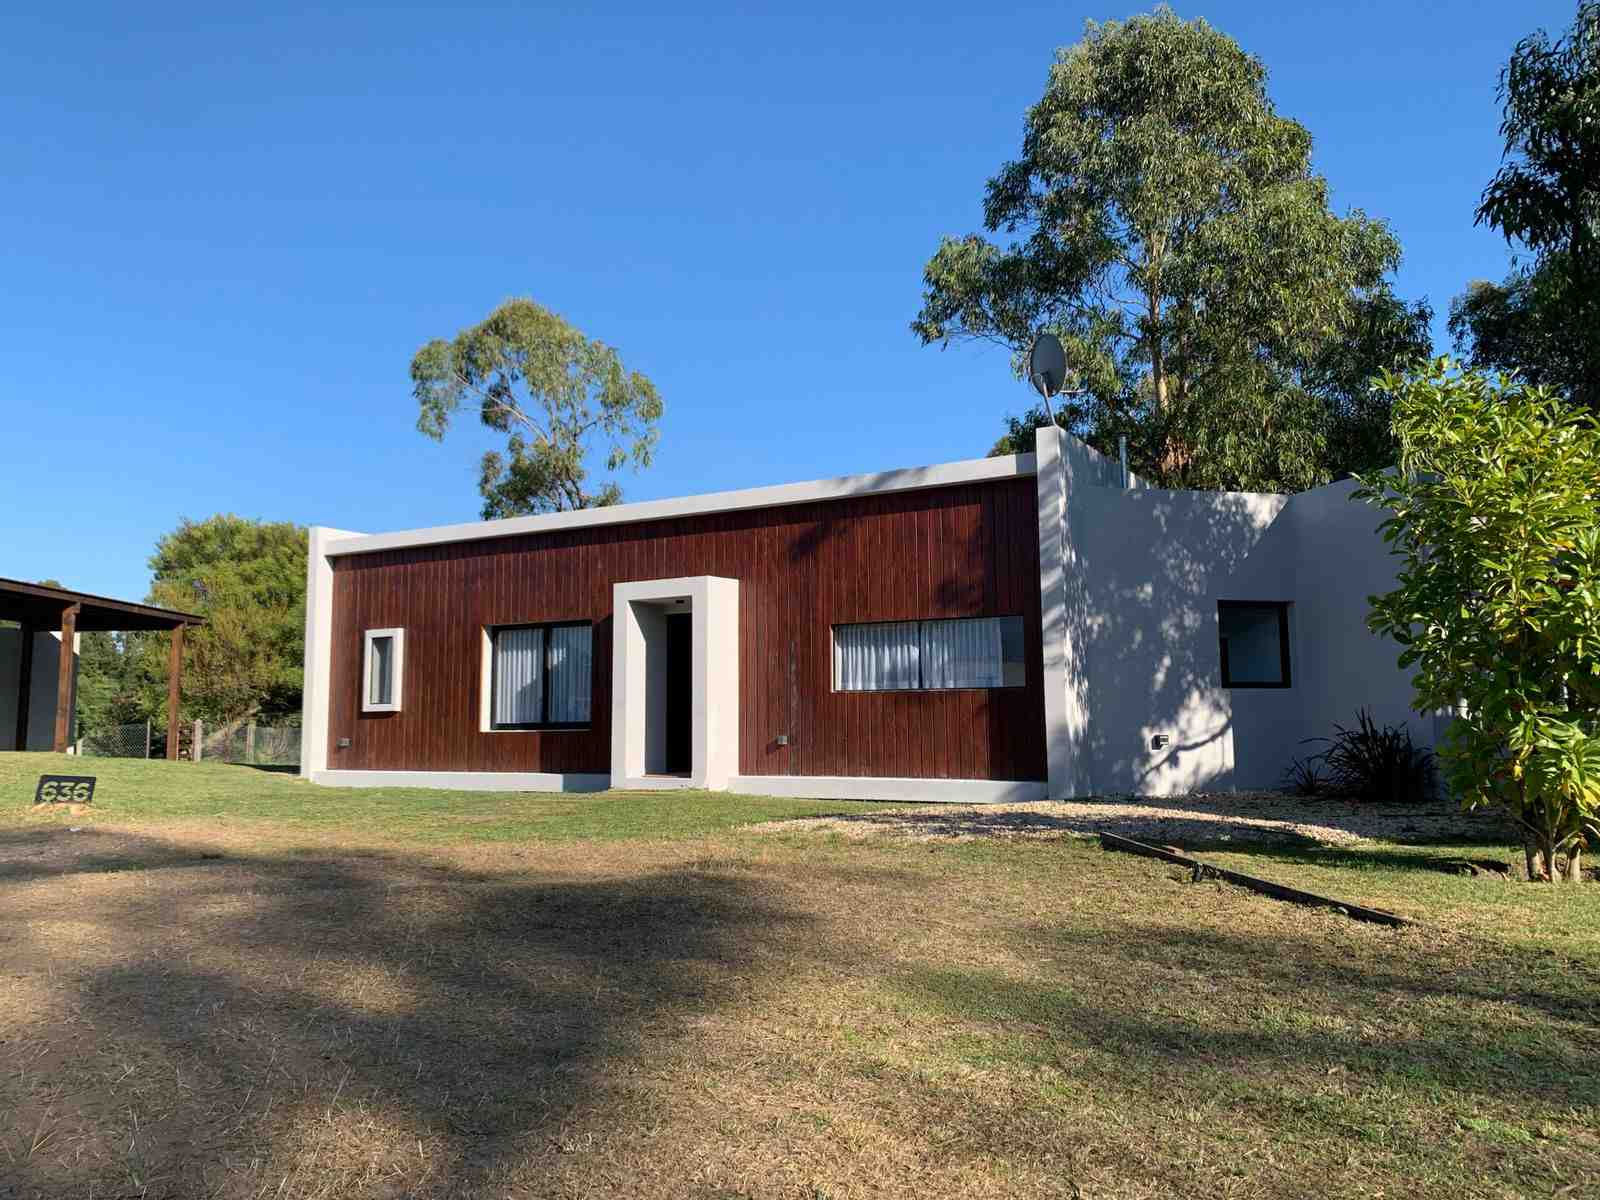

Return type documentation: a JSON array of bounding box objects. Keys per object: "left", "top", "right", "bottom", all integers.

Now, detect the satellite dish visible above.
[{"left": 1027, "top": 333, "right": 1068, "bottom": 399}]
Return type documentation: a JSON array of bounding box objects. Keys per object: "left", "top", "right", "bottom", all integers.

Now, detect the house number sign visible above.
[{"left": 35, "top": 775, "right": 96, "bottom": 805}]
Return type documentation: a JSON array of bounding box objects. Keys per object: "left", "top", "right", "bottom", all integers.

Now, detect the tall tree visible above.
[
  {"left": 130, "top": 516, "right": 309, "bottom": 726},
  {"left": 915, "top": 6, "right": 1426, "bottom": 491},
  {"left": 1452, "top": 1, "right": 1600, "bottom": 409},
  {"left": 412, "top": 298, "right": 664, "bottom": 518}
]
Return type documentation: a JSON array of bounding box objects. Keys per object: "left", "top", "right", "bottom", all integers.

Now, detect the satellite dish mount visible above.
[{"left": 1027, "top": 332, "right": 1069, "bottom": 430}]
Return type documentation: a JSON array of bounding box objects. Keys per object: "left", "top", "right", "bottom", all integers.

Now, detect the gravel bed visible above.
[{"left": 749, "top": 790, "right": 1511, "bottom": 848}]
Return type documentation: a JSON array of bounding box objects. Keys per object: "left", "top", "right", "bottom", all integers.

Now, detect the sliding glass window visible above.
[
  {"left": 833, "top": 617, "right": 1026, "bottom": 692},
  {"left": 488, "top": 621, "right": 593, "bottom": 729}
]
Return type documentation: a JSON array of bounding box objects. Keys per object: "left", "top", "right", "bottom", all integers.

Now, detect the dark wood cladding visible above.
[{"left": 328, "top": 477, "right": 1046, "bottom": 781}]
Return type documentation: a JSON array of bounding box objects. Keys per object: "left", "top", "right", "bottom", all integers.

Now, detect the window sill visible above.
[
  {"left": 832, "top": 686, "right": 1027, "bottom": 695},
  {"left": 482, "top": 726, "right": 592, "bottom": 734}
]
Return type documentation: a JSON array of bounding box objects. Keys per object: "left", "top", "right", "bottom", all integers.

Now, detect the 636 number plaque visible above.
[{"left": 35, "top": 775, "right": 96, "bottom": 805}]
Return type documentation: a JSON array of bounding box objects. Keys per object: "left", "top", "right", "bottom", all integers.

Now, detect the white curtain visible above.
[
  {"left": 921, "top": 618, "right": 1002, "bottom": 689},
  {"left": 368, "top": 636, "right": 394, "bottom": 706},
  {"left": 494, "top": 626, "right": 544, "bottom": 725},
  {"left": 547, "top": 625, "right": 593, "bottom": 723},
  {"left": 833, "top": 621, "right": 920, "bottom": 691}
]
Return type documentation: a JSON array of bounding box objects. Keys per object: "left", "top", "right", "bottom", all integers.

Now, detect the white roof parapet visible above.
[{"left": 323, "top": 451, "right": 1039, "bottom": 557}]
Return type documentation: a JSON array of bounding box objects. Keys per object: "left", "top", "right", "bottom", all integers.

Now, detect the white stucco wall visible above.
[
  {"left": 610, "top": 576, "right": 739, "bottom": 791},
  {"left": 0, "top": 628, "right": 76, "bottom": 751},
  {"left": 1041, "top": 427, "right": 1430, "bottom": 796},
  {"left": 1274, "top": 479, "right": 1443, "bottom": 777}
]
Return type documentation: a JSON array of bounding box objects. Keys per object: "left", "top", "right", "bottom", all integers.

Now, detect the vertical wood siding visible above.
[{"left": 327, "top": 478, "right": 1045, "bottom": 780}]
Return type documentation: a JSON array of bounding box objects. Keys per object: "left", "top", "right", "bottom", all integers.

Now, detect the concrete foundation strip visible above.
[{"left": 1098, "top": 833, "right": 1415, "bottom": 928}]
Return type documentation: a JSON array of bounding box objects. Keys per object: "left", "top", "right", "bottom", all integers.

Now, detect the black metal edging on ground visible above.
[{"left": 1098, "top": 833, "right": 1415, "bottom": 928}]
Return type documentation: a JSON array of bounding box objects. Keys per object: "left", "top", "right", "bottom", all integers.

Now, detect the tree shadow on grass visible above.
[
  {"left": 1180, "top": 842, "right": 1524, "bottom": 876},
  {"left": 1, "top": 828, "right": 817, "bottom": 1198},
  {"left": 894, "top": 954, "right": 1597, "bottom": 1119},
  {"left": 0, "top": 825, "right": 230, "bottom": 882},
  {"left": 966, "top": 917, "right": 1600, "bottom": 1103},
  {"left": 896, "top": 953, "right": 1599, "bottom": 1118}
]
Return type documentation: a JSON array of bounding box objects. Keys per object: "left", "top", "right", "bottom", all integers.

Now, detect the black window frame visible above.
[
  {"left": 1217, "top": 601, "right": 1292, "bottom": 689},
  {"left": 830, "top": 615, "right": 1029, "bottom": 694},
  {"left": 487, "top": 619, "right": 594, "bottom": 731}
]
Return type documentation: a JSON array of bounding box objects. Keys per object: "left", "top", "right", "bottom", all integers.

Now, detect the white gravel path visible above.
[{"left": 749, "top": 791, "right": 1509, "bottom": 848}]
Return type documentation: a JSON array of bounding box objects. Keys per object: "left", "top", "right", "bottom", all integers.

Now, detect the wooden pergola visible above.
[{"left": 1, "top": 578, "right": 203, "bottom": 758}]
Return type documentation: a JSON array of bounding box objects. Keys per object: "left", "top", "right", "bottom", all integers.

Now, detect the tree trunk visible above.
[
  {"left": 1149, "top": 310, "right": 1167, "bottom": 413},
  {"left": 1561, "top": 845, "right": 1584, "bottom": 884}
]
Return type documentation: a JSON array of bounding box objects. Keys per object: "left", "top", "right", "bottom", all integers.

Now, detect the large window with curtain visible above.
[
  {"left": 832, "top": 616, "right": 1027, "bottom": 692},
  {"left": 487, "top": 621, "right": 594, "bottom": 729}
]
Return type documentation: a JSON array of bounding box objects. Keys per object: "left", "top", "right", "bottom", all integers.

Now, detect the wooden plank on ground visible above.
[{"left": 1098, "top": 832, "right": 1415, "bottom": 928}]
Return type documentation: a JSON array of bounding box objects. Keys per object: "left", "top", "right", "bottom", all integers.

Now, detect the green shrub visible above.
[
  {"left": 1297, "top": 709, "right": 1438, "bottom": 805},
  {"left": 1357, "top": 360, "right": 1600, "bottom": 881}
]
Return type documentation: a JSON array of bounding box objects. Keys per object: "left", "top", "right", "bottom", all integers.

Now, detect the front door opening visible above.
[{"left": 663, "top": 612, "right": 692, "bottom": 774}]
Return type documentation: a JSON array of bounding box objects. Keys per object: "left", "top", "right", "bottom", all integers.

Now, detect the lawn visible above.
[
  {"left": 0, "top": 752, "right": 900, "bottom": 843},
  {"left": 2, "top": 754, "right": 1597, "bottom": 1199}
]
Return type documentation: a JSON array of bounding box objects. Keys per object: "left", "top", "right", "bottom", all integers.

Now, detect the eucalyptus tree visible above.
[
  {"left": 916, "top": 6, "right": 1425, "bottom": 491},
  {"left": 412, "top": 298, "right": 663, "bottom": 517},
  {"left": 1452, "top": 1, "right": 1600, "bottom": 409}
]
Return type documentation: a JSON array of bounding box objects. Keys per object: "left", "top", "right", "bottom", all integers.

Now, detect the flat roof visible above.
[
  {"left": 0, "top": 577, "right": 204, "bottom": 632},
  {"left": 323, "top": 450, "right": 1039, "bottom": 558}
]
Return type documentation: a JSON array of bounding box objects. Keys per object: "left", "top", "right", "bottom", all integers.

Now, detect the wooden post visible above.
[
  {"left": 13, "top": 621, "right": 33, "bottom": 750},
  {"left": 246, "top": 721, "right": 257, "bottom": 764},
  {"left": 52, "top": 604, "right": 79, "bottom": 753},
  {"left": 166, "top": 625, "right": 184, "bottom": 761},
  {"left": 193, "top": 718, "right": 204, "bottom": 763},
  {"left": 144, "top": 719, "right": 152, "bottom": 760}
]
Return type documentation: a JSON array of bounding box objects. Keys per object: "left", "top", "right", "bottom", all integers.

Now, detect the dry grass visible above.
[{"left": 2, "top": 765, "right": 1598, "bottom": 1197}]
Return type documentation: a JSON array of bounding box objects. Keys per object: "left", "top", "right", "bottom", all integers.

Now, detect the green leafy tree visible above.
[
  {"left": 129, "top": 516, "right": 309, "bottom": 727},
  {"left": 1452, "top": 1, "right": 1600, "bottom": 409},
  {"left": 916, "top": 6, "right": 1426, "bottom": 491},
  {"left": 1357, "top": 361, "right": 1600, "bottom": 882},
  {"left": 412, "top": 298, "right": 663, "bottom": 517},
  {"left": 75, "top": 631, "right": 145, "bottom": 736}
]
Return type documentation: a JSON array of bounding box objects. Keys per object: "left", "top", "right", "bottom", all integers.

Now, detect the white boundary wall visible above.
[{"left": 1037, "top": 426, "right": 1431, "bottom": 796}]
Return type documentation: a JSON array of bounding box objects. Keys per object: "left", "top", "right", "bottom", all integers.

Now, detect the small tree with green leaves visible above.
[
  {"left": 412, "top": 298, "right": 663, "bottom": 517},
  {"left": 1357, "top": 360, "right": 1600, "bottom": 881}
]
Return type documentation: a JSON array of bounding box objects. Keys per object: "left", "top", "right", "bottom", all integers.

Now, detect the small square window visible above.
[
  {"left": 1218, "top": 603, "right": 1290, "bottom": 688},
  {"left": 363, "top": 628, "right": 404, "bottom": 712}
]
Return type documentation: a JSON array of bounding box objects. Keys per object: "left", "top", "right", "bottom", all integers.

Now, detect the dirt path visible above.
[{"left": 748, "top": 791, "right": 1511, "bottom": 848}]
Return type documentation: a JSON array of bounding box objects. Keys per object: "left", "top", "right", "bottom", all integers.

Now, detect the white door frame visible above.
[{"left": 609, "top": 576, "right": 739, "bottom": 790}]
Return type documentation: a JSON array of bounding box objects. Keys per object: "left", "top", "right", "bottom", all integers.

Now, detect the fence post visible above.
[
  {"left": 193, "top": 719, "right": 203, "bottom": 763},
  {"left": 144, "top": 719, "right": 152, "bottom": 760},
  {"left": 246, "top": 721, "right": 257, "bottom": 764}
]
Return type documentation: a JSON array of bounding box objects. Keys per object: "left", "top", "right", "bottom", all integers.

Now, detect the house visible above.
[{"left": 297, "top": 427, "right": 1437, "bottom": 800}]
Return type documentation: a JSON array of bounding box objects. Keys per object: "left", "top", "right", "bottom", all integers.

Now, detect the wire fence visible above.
[
  {"left": 79, "top": 721, "right": 153, "bottom": 759},
  {"left": 199, "top": 722, "right": 302, "bottom": 767},
  {"left": 75, "top": 720, "right": 300, "bottom": 765}
]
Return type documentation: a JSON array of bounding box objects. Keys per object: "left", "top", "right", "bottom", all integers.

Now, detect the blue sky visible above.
[{"left": 1, "top": 1, "right": 1568, "bottom": 601}]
